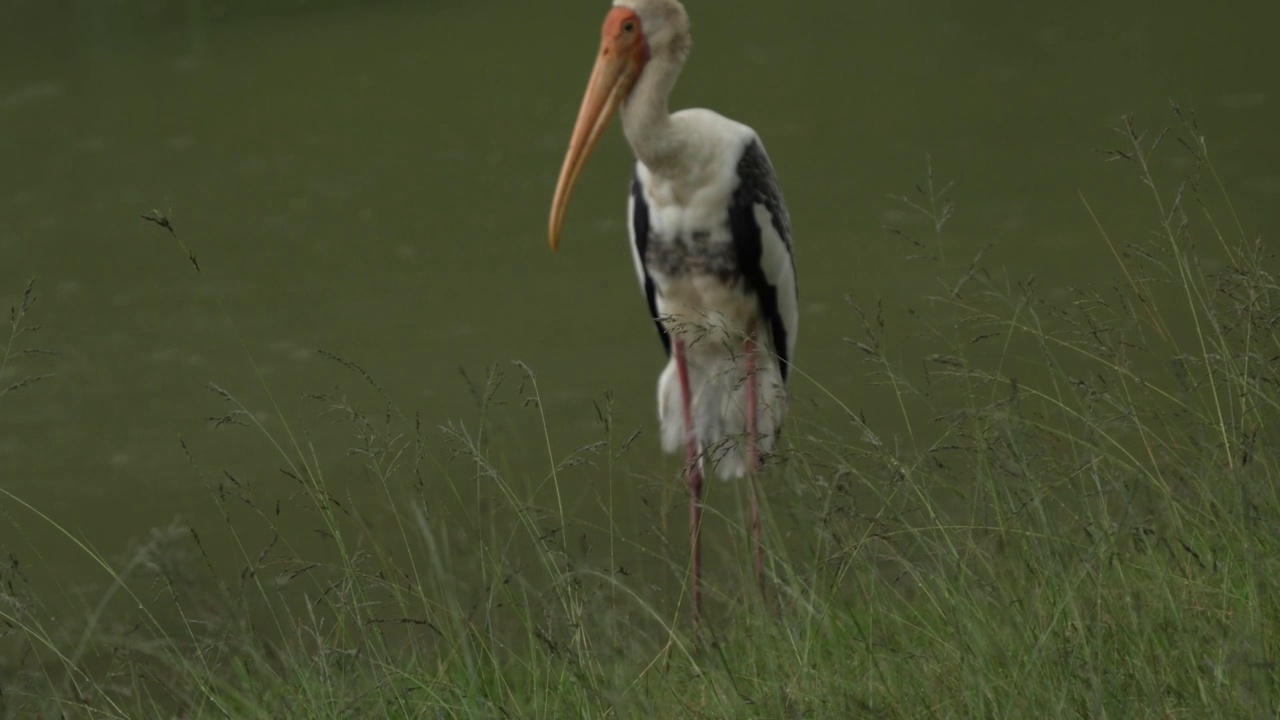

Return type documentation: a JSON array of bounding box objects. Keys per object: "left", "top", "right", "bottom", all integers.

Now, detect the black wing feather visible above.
[
  {"left": 728, "top": 140, "right": 794, "bottom": 380},
  {"left": 630, "top": 171, "right": 671, "bottom": 357}
]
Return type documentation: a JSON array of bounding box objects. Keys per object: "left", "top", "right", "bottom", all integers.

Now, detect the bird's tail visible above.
[{"left": 657, "top": 345, "right": 787, "bottom": 480}]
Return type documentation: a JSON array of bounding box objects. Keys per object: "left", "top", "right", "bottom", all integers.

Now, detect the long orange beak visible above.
[{"left": 548, "top": 10, "right": 645, "bottom": 251}]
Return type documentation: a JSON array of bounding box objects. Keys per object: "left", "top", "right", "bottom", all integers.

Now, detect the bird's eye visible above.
[{"left": 623, "top": 21, "right": 635, "bottom": 33}]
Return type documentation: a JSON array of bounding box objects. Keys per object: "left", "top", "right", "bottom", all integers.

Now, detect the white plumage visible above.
[
  {"left": 627, "top": 112, "right": 797, "bottom": 478},
  {"left": 654, "top": 336, "right": 788, "bottom": 479}
]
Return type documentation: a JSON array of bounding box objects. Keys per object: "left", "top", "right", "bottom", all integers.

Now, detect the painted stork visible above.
[{"left": 548, "top": 0, "right": 798, "bottom": 625}]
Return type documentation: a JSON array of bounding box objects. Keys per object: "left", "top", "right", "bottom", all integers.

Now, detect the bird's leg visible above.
[
  {"left": 674, "top": 339, "right": 703, "bottom": 628},
  {"left": 745, "top": 332, "right": 764, "bottom": 598}
]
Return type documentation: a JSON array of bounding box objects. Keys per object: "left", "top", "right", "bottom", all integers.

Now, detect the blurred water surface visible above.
[{"left": 0, "top": 0, "right": 1276, "bottom": 593}]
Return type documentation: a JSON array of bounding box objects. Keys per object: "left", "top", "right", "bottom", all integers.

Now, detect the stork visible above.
[{"left": 548, "top": 0, "right": 798, "bottom": 626}]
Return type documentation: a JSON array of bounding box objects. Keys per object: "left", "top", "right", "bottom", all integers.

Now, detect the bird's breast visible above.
[
  {"left": 639, "top": 170, "right": 738, "bottom": 283},
  {"left": 633, "top": 147, "right": 761, "bottom": 339},
  {"left": 639, "top": 168, "right": 746, "bottom": 307},
  {"left": 642, "top": 223, "right": 758, "bottom": 344},
  {"left": 643, "top": 228, "right": 737, "bottom": 283}
]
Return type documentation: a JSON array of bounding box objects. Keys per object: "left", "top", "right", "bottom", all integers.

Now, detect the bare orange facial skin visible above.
[
  {"left": 548, "top": 8, "right": 651, "bottom": 250},
  {"left": 601, "top": 8, "right": 650, "bottom": 69}
]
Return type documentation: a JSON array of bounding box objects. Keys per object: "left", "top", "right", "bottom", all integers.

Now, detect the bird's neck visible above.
[{"left": 621, "top": 53, "right": 684, "bottom": 175}]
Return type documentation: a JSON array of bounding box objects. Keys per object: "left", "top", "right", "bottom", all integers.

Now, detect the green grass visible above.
[{"left": 2, "top": 107, "right": 1278, "bottom": 719}]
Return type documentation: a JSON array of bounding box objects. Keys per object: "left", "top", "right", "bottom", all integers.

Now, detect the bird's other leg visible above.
[
  {"left": 674, "top": 338, "right": 703, "bottom": 628},
  {"left": 745, "top": 331, "right": 764, "bottom": 598}
]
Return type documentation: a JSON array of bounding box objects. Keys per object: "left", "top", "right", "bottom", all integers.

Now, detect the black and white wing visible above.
[
  {"left": 627, "top": 170, "right": 671, "bottom": 357},
  {"left": 727, "top": 138, "right": 799, "bottom": 380}
]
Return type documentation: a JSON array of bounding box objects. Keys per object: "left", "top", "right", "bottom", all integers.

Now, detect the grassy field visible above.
[{"left": 2, "top": 110, "right": 1278, "bottom": 718}]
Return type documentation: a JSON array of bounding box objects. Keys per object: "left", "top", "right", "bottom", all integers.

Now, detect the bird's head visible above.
[
  {"left": 548, "top": 0, "right": 691, "bottom": 251},
  {"left": 617, "top": 0, "right": 691, "bottom": 69}
]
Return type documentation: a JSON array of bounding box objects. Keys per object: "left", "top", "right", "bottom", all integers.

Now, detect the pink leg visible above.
[
  {"left": 745, "top": 333, "right": 764, "bottom": 596},
  {"left": 673, "top": 339, "right": 703, "bottom": 628}
]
